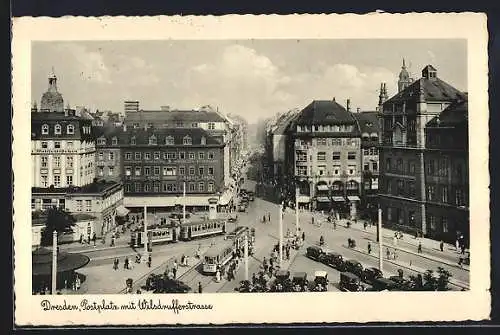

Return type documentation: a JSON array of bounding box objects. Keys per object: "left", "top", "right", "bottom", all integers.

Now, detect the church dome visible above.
[{"left": 40, "top": 70, "right": 64, "bottom": 112}]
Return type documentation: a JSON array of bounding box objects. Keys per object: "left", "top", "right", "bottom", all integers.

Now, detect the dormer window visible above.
[
  {"left": 149, "top": 135, "right": 157, "bottom": 145},
  {"left": 183, "top": 136, "right": 192, "bottom": 145},
  {"left": 67, "top": 124, "right": 75, "bottom": 134},
  {"left": 97, "top": 137, "right": 106, "bottom": 145},
  {"left": 54, "top": 124, "right": 62, "bottom": 135},
  {"left": 131, "top": 136, "right": 136, "bottom": 145},
  {"left": 41, "top": 124, "right": 49, "bottom": 135},
  {"left": 112, "top": 137, "right": 118, "bottom": 145},
  {"left": 201, "top": 136, "right": 206, "bottom": 145},
  {"left": 165, "top": 136, "right": 174, "bottom": 145}
]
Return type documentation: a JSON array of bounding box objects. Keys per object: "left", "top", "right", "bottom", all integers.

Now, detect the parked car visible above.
[
  {"left": 344, "top": 259, "right": 364, "bottom": 277},
  {"left": 311, "top": 271, "right": 329, "bottom": 292},
  {"left": 292, "top": 272, "right": 308, "bottom": 292},
  {"left": 306, "top": 246, "right": 325, "bottom": 261},
  {"left": 320, "top": 252, "right": 344, "bottom": 270},
  {"left": 361, "top": 267, "right": 383, "bottom": 284},
  {"left": 339, "top": 272, "right": 365, "bottom": 292},
  {"left": 370, "top": 277, "right": 398, "bottom": 291},
  {"left": 271, "top": 270, "right": 292, "bottom": 292},
  {"left": 388, "top": 276, "right": 412, "bottom": 290}
]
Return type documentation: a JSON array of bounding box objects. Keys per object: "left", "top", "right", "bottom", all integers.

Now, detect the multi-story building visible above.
[
  {"left": 111, "top": 127, "right": 227, "bottom": 211},
  {"left": 424, "top": 98, "right": 469, "bottom": 243},
  {"left": 31, "top": 72, "right": 125, "bottom": 242},
  {"left": 124, "top": 100, "right": 140, "bottom": 114},
  {"left": 286, "top": 99, "right": 362, "bottom": 217},
  {"left": 378, "top": 64, "right": 467, "bottom": 238},
  {"left": 93, "top": 126, "right": 123, "bottom": 183}
]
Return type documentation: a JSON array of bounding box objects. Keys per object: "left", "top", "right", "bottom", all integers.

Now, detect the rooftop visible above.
[
  {"left": 32, "top": 180, "right": 122, "bottom": 195},
  {"left": 125, "top": 109, "right": 226, "bottom": 123},
  {"left": 427, "top": 98, "right": 468, "bottom": 128},
  {"left": 295, "top": 100, "right": 358, "bottom": 125},
  {"left": 353, "top": 111, "right": 380, "bottom": 134}
]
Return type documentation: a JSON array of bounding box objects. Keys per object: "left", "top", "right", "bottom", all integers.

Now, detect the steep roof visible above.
[
  {"left": 124, "top": 110, "right": 226, "bottom": 123},
  {"left": 384, "top": 77, "right": 466, "bottom": 105},
  {"left": 353, "top": 111, "right": 380, "bottom": 134},
  {"left": 273, "top": 110, "right": 300, "bottom": 135},
  {"left": 295, "top": 100, "right": 357, "bottom": 125}
]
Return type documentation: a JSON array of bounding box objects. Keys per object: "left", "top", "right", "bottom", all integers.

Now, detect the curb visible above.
[
  {"left": 346, "top": 245, "right": 469, "bottom": 290},
  {"left": 65, "top": 244, "right": 131, "bottom": 254}
]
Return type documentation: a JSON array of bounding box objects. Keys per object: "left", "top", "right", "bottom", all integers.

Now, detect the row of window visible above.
[
  {"left": 296, "top": 124, "right": 355, "bottom": 133},
  {"left": 123, "top": 151, "right": 216, "bottom": 161},
  {"left": 363, "top": 161, "right": 378, "bottom": 172},
  {"left": 385, "top": 179, "right": 417, "bottom": 198},
  {"left": 363, "top": 148, "right": 379, "bottom": 156},
  {"left": 124, "top": 165, "right": 215, "bottom": 177},
  {"left": 427, "top": 215, "right": 450, "bottom": 233},
  {"left": 130, "top": 122, "right": 217, "bottom": 129},
  {"left": 426, "top": 184, "right": 466, "bottom": 206},
  {"left": 385, "top": 158, "right": 417, "bottom": 175},
  {"left": 296, "top": 151, "right": 357, "bottom": 162},
  {"left": 40, "top": 155, "right": 93, "bottom": 169},
  {"left": 39, "top": 175, "right": 74, "bottom": 188},
  {"left": 98, "top": 135, "right": 207, "bottom": 146},
  {"left": 296, "top": 165, "right": 358, "bottom": 176},
  {"left": 40, "top": 141, "right": 78, "bottom": 150},
  {"left": 75, "top": 199, "right": 93, "bottom": 212},
  {"left": 296, "top": 138, "right": 359, "bottom": 148},
  {"left": 124, "top": 181, "right": 216, "bottom": 193},
  {"left": 40, "top": 124, "right": 75, "bottom": 135}
]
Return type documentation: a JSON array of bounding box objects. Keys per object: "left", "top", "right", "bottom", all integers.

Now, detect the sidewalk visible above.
[{"left": 59, "top": 227, "right": 132, "bottom": 253}]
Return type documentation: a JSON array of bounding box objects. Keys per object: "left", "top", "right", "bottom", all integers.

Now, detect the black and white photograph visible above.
[{"left": 13, "top": 14, "right": 490, "bottom": 325}]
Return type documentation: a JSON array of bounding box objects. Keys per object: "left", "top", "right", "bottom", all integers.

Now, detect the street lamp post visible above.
[
  {"left": 278, "top": 202, "right": 283, "bottom": 267},
  {"left": 295, "top": 185, "right": 300, "bottom": 237},
  {"left": 182, "top": 181, "right": 186, "bottom": 223},
  {"left": 51, "top": 230, "right": 58, "bottom": 294},
  {"left": 143, "top": 205, "right": 148, "bottom": 262},
  {"left": 378, "top": 207, "right": 383, "bottom": 272}
]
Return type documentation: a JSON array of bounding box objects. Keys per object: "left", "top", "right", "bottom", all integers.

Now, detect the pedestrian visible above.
[
  {"left": 268, "top": 212, "right": 271, "bottom": 222},
  {"left": 181, "top": 254, "right": 186, "bottom": 266},
  {"left": 418, "top": 242, "right": 422, "bottom": 254},
  {"left": 173, "top": 259, "right": 178, "bottom": 270},
  {"left": 80, "top": 234, "right": 83, "bottom": 244},
  {"left": 216, "top": 270, "right": 221, "bottom": 282},
  {"left": 458, "top": 257, "right": 463, "bottom": 269},
  {"left": 393, "top": 235, "right": 397, "bottom": 246},
  {"left": 148, "top": 255, "right": 152, "bottom": 268},
  {"left": 302, "top": 232, "right": 305, "bottom": 242},
  {"left": 262, "top": 215, "right": 266, "bottom": 223},
  {"left": 363, "top": 221, "right": 367, "bottom": 230},
  {"left": 386, "top": 247, "right": 390, "bottom": 259},
  {"left": 393, "top": 249, "right": 398, "bottom": 260},
  {"left": 124, "top": 257, "right": 129, "bottom": 270},
  {"left": 440, "top": 240, "right": 444, "bottom": 252},
  {"left": 198, "top": 282, "right": 203, "bottom": 293},
  {"left": 172, "top": 267, "right": 177, "bottom": 279},
  {"left": 311, "top": 216, "right": 315, "bottom": 225},
  {"left": 461, "top": 244, "right": 466, "bottom": 255},
  {"left": 286, "top": 248, "right": 290, "bottom": 260},
  {"left": 111, "top": 236, "right": 115, "bottom": 247},
  {"left": 367, "top": 242, "right": 372, "bottom": 254},
  {"left": 92, "top": 233, "right": 97, "bottom": 246}
]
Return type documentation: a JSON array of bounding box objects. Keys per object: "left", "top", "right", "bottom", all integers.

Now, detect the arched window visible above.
[
  {"left": 67, "top": 124, "right": 75, "bottom": 134},
  {"left": 54, "top": 124, "right": 62, "bottom": 135},
  {"left": 183, "top": 136, "right": 192, "bottom": 145},
  {"left": 111, "top": 137, "right": 118, "bottom": 145},
  {"left": 149, "top": 135, "right": 157, "bottom": 145},
  {"left": 41, "top": 124, "right": 49, "bottom": 135},
  {"left": 165, "top": 136, "right": 174, "bottom": 145}
]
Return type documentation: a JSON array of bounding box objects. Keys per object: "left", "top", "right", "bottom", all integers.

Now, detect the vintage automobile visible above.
[
  {"left": 311, "top": 271, "right": 329, "bottom": 292},
  {"left": 344, "top": 259, "right": 364, "bottom": 277},
  {"left": 361, "top": 267, "right": 384, "bottom": 284},
  {"left": 388, "top": 276, "right": 412, "bottom": 290},
  {"left": 339, "top": 272, "right": 365, "bottom": 292},
  {"left": 236, "top": 280, "right": 253, "bottom": 293},
  {"left": 320, "top": 252, "right": 344, "bottom": 270},
  {"left": 292, "top": 272, "right": 308, "bottom": 292},
  {"left": 306, "top": 246, "right": 325, "bottom": 261},
  {"left": 271, "top": 270, "right": 292, "bottom": 292},
  {"left": 370, "top": 277, "right": 398, "bottom": 291}
]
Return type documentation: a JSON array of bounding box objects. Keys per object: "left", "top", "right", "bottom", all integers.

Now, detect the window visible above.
[
  {"left": 135, "top": 183, "right": 142, "bottom": 192},
  {"left": 41, "top": 175, "right": 48, "bottom": 187},
  {"left": 112, "top": 137, "right": 118, "bottom": 145},
  {"left": 199, "top": 152, "right": 205, "bottom": 160},
  {"left": 153, "top": 183, "right": 160, "bottom": 192},
  {"left": 98, "top": 167, "right": 104, "bottom": 176},
  {"left": 125, "top": 184, "right": 131, "bottom": 192},
  {"left": 165, "top": 136, "right": 174, "bottom": 145},
  {"left": 455, "top": 189, "right": 464, "bottom": 206},
  {"left": 41, "top": 141, "right": 48, "bottom": 149},
  {"left": 154, "top": 152, "right": 160, "bottom": 160},
  {"left": 179, "top": 152, "right": 186, "bottom": 159},
  {"left": 208, "top": 123, "right": 215, "bottom": 130},
  {"left": 438, "top": 158, "right": 449, "bottom": 177},
  {"left": 364, "top": 163, "right": 369, "bottom": 171},
  {"left": 348, "top": 165, "right": 356, "bottom": 175},
  {"left": 429, "top": 215, "right": 436, "bottom": 231},
  {"left": 297, "top": 166, "right": 307, "bottom": 176},
  {"left": 199, "top": 167, "right": 204, "bottom": 175},
  {"left": 409, "top": 161, "right": 416, "bottom": 174},
  {"left": 331, "top": 138, "right": 342, "bottom": 146},
  {"left": 85, "top": 200, "right": 92, "bottom": 212},
  {"left": 54, "top": 175, "right": 61, "bottom": 187},
  {"left": 317, "top": 165, "right": 326, "bottom": 176},
  {"left": 144, "top": 184, "right": 150, "bottom": 192},
  {"left": 67, "top": 141, "right": 73, "bottom": 149},
  {"left": 189, "top": 183, "right": 196, "bottom": 191},
  {"left": 332, "top": 152, "right": 341, "bottom": 160},
  {"left": 317, "top": 152, "right": 326, "bottom": 161},
  {"left": 125, "top": 152, "right": 132, "bottom": 160},
  {"left": 144, "top": 166, "right": 150, "bottom": 176},
  {"left": 369, "top": 147, "right": 378, "bottom": 155},
  {"left": 347, "top": 181, "right": 358, "bottom": 190},
  {"left": 442, "top": 217, "right": 449, "bottom": 232},
  {"left": 387, "top": 179, "right": 392, "bottom": 193},
  {"left": 201, "top": 137, "right": 206, "bottom": 145},
  {"left": 189, "top": 166, "right": 195, "bottom": 175},
  {"left": 317, "top": 138, "right": 327, "bottom": 146},
  {"left": 191, "top": 122, "right": 198, "bottom": 128},
  {"left": 108, "top": 152, "right": 114, "bottom": 160},
  {"left": 54, "top": 142, "right": 61, "bottom": 149},
  {"left": 189, "top": 152, "right": 195, "bottom": 160},
  {"left": 179, "top": 166, "right": 185, "bottom": 175},
  {"left": 97, "top": 138, "right": 106, "bottom": 145},
  {"left": 98, "top": 152, "right": 104, "bottom": 160},
  {"left": 208, "top": 182, "right": 215, "bottom": 192},
  {"left": 54, "top": 124, "right": 62, "bottom": 134},
  {"left": 208, "top": 167, "right": 214, "bottom": 175},
  {"left": 125, "top": 167, "right": 131, "bottom": 176},
  {"left": 427, "top": 185, "right": 436, "bottom": 201},
  {"left": 397, "top": 180, "right": 404, "bottom": 195},
  {"left": 386, "top": 158, "right": 391, "bottom": 171},
  {"left": 333, "top": 165, "right": 340, "bottom": 175},
  {"left": 427, "top": 159, "right": 435, "bottom": 175},
  {"left": 135, "top": 167, "right": 141, "bottom": 176},
  {"left": 53, "top": 156, "right": 61, "bottom": 168},
  {"left": 135, "top": 152, "right": 141, "bottom": 160},
  {"left": 297, "top": 151, "right": 307, "bottom": 162},
  {"left": 363, "top": 149, "right": 369, "bottom": 155},
  {"left": 314, "top": 125, "right": 319, "bottom": 132},
  {"left": 41, "top": 124, "right": 49, "bottom": 134},
  {"left": 396, "top": 159, "right": 403, "bottom": 172},
  {"left": 67, "top": 124, "right": 74, "bottom": 134},
  {"left": 76, "top": 200, "right": 83, "bottom": 212},
  {"left": 208, "top": 152, "right": 214, "bottom": 160},
  {"left": 183, "top": 136, "right": 192, "bottom": 145},
  {"left": 163, "top": 167, "right": 176, "bottom": 176},
  {"left": 41, "top": 156, "right": 48, "bottom": 168},
  {"left": 144, "top": 152, "right": 151, "bottom": 160},
  {"left": 66, "top": 175, "right": 72, "bottom": 185},
  {"left": 408, "top": 182, "right": 416, "bottom": 197},
  {"left": 108, "top": 166, "right": 114, "bottom": 176},
  {"left": 154, "top": 166, "right": 160, "bottom": 176},
  {"left": 442, "top": 186, "right": 448, "bottom": 203},
  {"left": 196, "top": 182, "right": 204, "bottom": 192},
  {"left": 149, "top": 136, "right": 157, "bottom": 145},
  {"left": 373, "top": 162, "right": 378, "bottom": 172}
]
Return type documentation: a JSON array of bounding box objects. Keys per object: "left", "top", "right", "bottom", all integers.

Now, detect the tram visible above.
[
  {"left": 179, "top": 219, "right": 226, "bottom": 241},
  {"left": 130, "top": 223, "right": 177, "bottom": 247},
  {"left": 225, "top": 226, "right": 255, "bottom": 255},
  {"left": 202, "top": 240, "right": 234, "bottom": 274}
]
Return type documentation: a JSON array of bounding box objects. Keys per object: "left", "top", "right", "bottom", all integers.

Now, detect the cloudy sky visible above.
[{"left": 32, "top": 39, "right": 467, "bottom": 124}]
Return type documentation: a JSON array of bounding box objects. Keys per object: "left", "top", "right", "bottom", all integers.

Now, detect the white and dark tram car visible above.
[
  {"left": 202, "top": 240, "right": 234, "bottom": 275},
  {"left": 179, "top": 219, "right": 226, "bottom": 241}
]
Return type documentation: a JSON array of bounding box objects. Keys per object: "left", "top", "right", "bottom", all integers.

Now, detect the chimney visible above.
[
  {"left": 332, "top": 97, "right": 336, "bottom": 102},
  {"left": 346, "top": 99, "right": 351, "bottom": 112}
]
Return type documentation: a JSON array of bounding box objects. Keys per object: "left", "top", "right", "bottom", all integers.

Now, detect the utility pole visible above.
[
  {"left": 295, "top": 186, "right": 300, "bottom": 237},
  {"left": 244, "top": 233, "right": 249, "bottom": 281},
  {"left": 52, "top": 230, "right": 57, "bottom": 294},
  {"left": 183, "top": 181, "right": 186, "bottom": 222},
  {"left": 143, "top": 205, "right": 148, "bottom": 262},
  {"left": 279, "top": 203, "right": 283, "bottom": 267},
  {"left": 378, "top": 207, "right": 383, "bottom": 272}
]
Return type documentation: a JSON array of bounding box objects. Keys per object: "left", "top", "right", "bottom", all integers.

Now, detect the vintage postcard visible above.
[{"left": 12, "top": 14, "right": 490, "bottom": 326}]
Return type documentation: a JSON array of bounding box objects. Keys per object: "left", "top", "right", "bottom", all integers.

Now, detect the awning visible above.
[
  {"left": 332, "top": 196, "right": 346, "bottom": 202},
  {"left": 115, "top": 205, "right": 130, "bottom": 217},
  {"left": 218, "top": 190, "right": 233, "bottom": 206},
  {"left": 347, "top": 195, "right": 361, "bottom": 201},
  {"left": 297, "top": 195, "right": 310, "bottom": 203},
  {"left": 316, "top": 185, "right": 329, "bottom": 191},
  {"left": 316, "top": 197, "right": 330, "bottom": 202}
]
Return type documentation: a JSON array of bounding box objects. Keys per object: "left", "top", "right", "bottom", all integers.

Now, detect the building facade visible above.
[{"left": 378, "top": 65, "right": 467, "bottom": 238}]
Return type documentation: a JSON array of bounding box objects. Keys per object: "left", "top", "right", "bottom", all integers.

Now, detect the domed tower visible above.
[
  {"left": 398, "top": 58, "right": 412, "bottom": 93},
  {"left": 40, "top": 68, "right": 64, "bottom": 112}
]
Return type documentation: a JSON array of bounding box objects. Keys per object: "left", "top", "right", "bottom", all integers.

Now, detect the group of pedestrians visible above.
[{"left": 261, "top": 212, "right": 271, "bottom": 223}]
